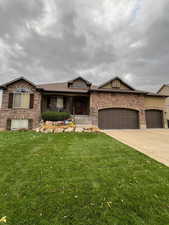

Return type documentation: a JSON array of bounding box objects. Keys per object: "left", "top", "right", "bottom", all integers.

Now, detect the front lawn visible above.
[{"left": 0, "top": 131, "right": 169, "bottom": 225}]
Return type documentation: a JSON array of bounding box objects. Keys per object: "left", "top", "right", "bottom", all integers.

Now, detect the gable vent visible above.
[{"left": 112, "top": 80, "right": 120, "bottom": 88}]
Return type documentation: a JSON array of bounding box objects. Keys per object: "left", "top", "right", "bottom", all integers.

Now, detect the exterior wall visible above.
[
  {"left": 165, "top": 97, "right": 169, "bottom": 120},
  {"left": 0, "top": 80, "right": 41, "bottom": 130},
  {"left": 144, "top": 96, "right": 168, "bottom": 128},
  {"left": 90, "top": 92, "right": 167, "bottom": 129},
  {"left": 144, "top": 96, "right": 165, "bottom": 109},
  {"left": 158, "top": 86, "right": 169, "bottom": 124},
  {"left": 90, "top": 92, "right": 146, "bottom": 129}
]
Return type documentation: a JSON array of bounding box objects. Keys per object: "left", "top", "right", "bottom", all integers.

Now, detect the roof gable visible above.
[
  {"left": 0, "top": 77, "right": 37, "bottom": 89},
  {"left": 157, "top": 84, "right": 169, "bottom": 96},
  {"left": 68, "top": 76, "right": 91, "bottom": 89},
  {"left": 98, "top": 77, "right": 135, "bottom": 91}
]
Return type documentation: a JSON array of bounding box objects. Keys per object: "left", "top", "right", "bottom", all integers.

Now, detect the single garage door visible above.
[
  {"left": 98, "top": 108, "right": 139, "bottom": 129},
  {"left": 145, "top": 110, "right": 163, "bottom": 128}
]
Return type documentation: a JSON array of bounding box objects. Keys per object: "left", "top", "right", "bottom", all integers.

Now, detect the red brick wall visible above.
[
  {"left": 90, "top": 92, "right": 146, "bottom": 128},
  {"left": 0, "top": 80, "right": 41, "bottom": 130}
]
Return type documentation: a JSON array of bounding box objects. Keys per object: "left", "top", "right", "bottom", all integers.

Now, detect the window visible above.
[
  {"left": 57, "top": 96, "right": 64, "bottom": 109},
  {"left": 11, "top": 119, "right": 28, "bottom": 130},
  {"left": 13, "top": 92, "right": 30, "bottom": 108},
  {"left": 49, "top": 96, "right": 64, "bottom": 110}
]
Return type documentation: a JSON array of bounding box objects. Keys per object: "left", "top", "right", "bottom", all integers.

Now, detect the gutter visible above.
[
  {"left": 90, "top": 88, "right": 147, "bottom": 95},
  {"left": 146, "top": 93, "right": 168, "bottom": 98},
  {"left": 41, "top": 89, "right": 89, "bottom": 94}
]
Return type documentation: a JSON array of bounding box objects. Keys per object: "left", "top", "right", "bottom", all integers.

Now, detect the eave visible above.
[
  {"left": 41, "top": 89, "right": 89, "bottom": 94},
  {"left": 90, "top": 88, "right": 147, "bottom": 95}
]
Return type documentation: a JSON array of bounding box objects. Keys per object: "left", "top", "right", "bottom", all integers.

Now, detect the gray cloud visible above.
[
  {"left": 0, "top": 0, "right": 43, "bottom": 37},
  {"left": 0, "top": 0, "right": 169, "bottom": 92}
]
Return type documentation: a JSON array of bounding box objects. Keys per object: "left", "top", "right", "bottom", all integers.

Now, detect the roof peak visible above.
[
  {"left": 68, "top": 76, "right": 91, "bottom": 85},
  {"left": 0, "top": 76, "right": 37, "bottom": 89},
  {"left": 98, "top": 76, "right": 135, "bottom": 91}
]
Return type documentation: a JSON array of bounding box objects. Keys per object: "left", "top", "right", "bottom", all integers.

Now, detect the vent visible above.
[{"left": 112, "top": 80, "right": 120, "bottom": 88}]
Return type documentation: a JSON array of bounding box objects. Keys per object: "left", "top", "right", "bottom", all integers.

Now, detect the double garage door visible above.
[
  {"left": 98, "top": 108, "right": 163, "bottom": 129},
  {"left": 99, "top": 108, "right": 139, "bottom": 129}
]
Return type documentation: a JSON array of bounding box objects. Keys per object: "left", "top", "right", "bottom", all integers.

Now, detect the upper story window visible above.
[{"left": 8, "top": 88, "right": 34, "bottom": 109}]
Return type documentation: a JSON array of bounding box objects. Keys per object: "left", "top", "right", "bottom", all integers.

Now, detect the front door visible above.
[{"left": 74, "top": 97, "right": 89, "bottom": 115}]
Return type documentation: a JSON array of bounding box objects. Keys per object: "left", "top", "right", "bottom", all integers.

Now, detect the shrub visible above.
[{"left": 42, "top": 111, "right": 70, "bottom": 122}]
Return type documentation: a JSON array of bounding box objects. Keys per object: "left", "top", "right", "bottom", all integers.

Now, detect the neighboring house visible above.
[
  {"left": 157, "top": 84, "right": 169, "bottom": 128},
  {"left": 0, "top": 76, "right": 167, "bottom": 130}
]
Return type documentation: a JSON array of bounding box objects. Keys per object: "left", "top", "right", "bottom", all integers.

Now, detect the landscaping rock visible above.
[
  {"left": 45, "top": 121, "right": 53, "bottom": 126},
  {"left": 44, "top": 128, "right": 54, "bottom": 133},
  {"left": 54, "top": 128, "right": 64, "bottom": 133},
  {"left": 64, "top": 127, "right": 74, "bottom": 132},
  {"left": 40, "top": 127, "right": 45, "bottom": 132},
  {"left": 36, "top": 121, "right": 100, "bottom": 134},
  {"left": 83, "top": 128, "right": 92, "bottom": 132},
  {"left": 35, "top": 128, "right": 40, "bottom": 132},
  {"left": 75, "top": 127, "right": 84, "bottom": 132}
]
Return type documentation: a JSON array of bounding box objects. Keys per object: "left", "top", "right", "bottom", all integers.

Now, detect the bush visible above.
[{"left": 42, "top": 112, "right": 70, "bottom": 122}]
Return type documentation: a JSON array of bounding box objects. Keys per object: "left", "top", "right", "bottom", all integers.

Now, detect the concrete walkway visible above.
[{"left": 103, "top": 129, "right": 169, "bottom": 167}]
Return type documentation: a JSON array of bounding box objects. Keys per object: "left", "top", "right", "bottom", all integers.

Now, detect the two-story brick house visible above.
[{"left": 0, "top": 76, "right": 167, "bottom": 130}]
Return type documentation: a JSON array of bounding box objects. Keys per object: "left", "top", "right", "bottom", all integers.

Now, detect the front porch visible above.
[{"left": 42, "top": 94, "right": 90, "bottom": 116}]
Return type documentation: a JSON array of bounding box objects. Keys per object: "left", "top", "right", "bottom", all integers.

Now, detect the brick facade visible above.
[
  {"left": 89, "top": 92, "right": 159, "bottom": 129},
  {"left": 0, "top": 78, "right": 167, "bottom": 130},
  {"left": 0, "top": 80, "right": 41, "bottom": 130}
]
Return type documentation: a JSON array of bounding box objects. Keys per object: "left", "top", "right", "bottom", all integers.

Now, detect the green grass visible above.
[{"left": 0, "top": 131, "right": 169, "bottom": 225}]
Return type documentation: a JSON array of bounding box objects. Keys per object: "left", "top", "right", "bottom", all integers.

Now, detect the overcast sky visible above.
[{"left": 0, "top": 0, "right": 168, "bottom": 92}]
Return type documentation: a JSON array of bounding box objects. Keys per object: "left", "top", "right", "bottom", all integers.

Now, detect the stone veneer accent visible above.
[
  {"left": 90, "top": 92, "right": 147, "bottom": 129},
  {"left": 0, "top": 80, "right": 41, "bottom": 130}
]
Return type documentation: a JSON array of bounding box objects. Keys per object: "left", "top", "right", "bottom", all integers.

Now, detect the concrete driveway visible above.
[{"left": 103, "top": 129, "right": 169, "bottom": 167}]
